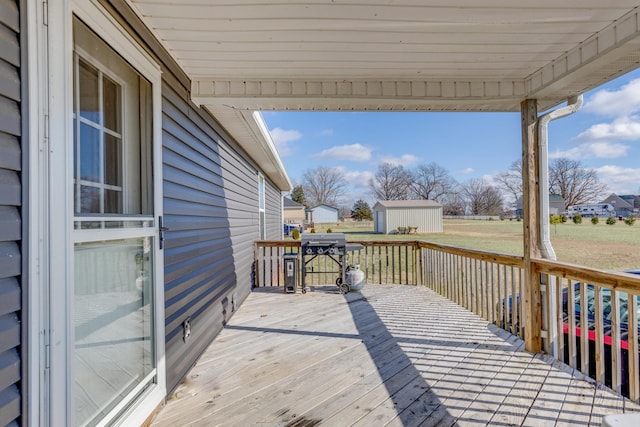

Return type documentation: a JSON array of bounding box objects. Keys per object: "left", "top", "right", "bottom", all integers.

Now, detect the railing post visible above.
[{"left": 522, "top": 98, "right": 542, "bottom": 353}]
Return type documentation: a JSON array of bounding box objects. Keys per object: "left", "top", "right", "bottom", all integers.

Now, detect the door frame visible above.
[{"left": 37, "top": 1, "right": 166, "bottom": 425}]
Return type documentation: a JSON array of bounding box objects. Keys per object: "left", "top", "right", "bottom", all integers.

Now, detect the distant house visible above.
[
  {"left": 372, "top": 200, "right": 443, "bottom": 234},
  {"left": 516, "top": 194, "right": 565, "bottom": 217},
  {"left": 283, "top": 197, "right": 306, "bottom": 224},
  {"left": 306, "top": 204, "right": 339, "bottom": 224},
  {"left": 619, "top": 194, "right": 640, "bottom": 214},
  {"left": 602, "top": 193, "right": 636, "bottom": 217}
]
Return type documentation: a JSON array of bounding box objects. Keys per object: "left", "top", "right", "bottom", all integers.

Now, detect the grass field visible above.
[{"left": 313, "top": 219, "right": 640, "bottom": 272}]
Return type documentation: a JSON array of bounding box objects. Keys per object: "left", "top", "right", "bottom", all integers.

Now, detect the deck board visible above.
[{"left": 152, "top": 284, "right": 640, "bottom": 426}]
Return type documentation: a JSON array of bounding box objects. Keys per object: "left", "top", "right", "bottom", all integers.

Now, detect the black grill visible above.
[
  {"left": 301, "top": 233, "right": 346, "bottom": 256},
  {"left": 301, "top": 233, "right": 359, "bottom": 293}
]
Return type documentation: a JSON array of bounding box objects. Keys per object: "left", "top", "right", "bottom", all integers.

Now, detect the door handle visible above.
[{"left": 159, "top": 216, "right": 169, "bottom": 250}]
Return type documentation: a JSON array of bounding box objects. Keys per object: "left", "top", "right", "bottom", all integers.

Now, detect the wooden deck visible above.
[{"left": 151, "top": 284, "right": 640, "bottom": 426}]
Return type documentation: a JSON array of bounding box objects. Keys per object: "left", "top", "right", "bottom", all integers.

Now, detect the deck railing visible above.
[
  {"left": 531, "top": 260, "right": 640, "bottom": 401},
  {"left": 254, "top": 240, "right": 419, "bottom": 288},
  {"left": 254, "top": 239, "right": 640, "bottom": 402},
  {"left": 418, "top": 241, "right": 526, "bottom": 338}
]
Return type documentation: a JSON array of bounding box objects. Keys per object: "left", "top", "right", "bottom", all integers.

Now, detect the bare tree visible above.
[
  {"left": 494, "top": 160, "right": 522, "bottom": 208},
  {"left": 368, "top": 163, "right": 412, "bottom": 201},
  {"left": 440, "top": 190, "right": 466, "bottom": 216},
  {"left": 461, "top": 179, "right": 504, "bottom": 215},
  {"left": 302, "top": 166, "right": 346, "bottom": 207},
  {"left": 549, "top": 158, "right": 608, "bottom": 207},
  {"left": 411, "top": 162, "right": 455, "bottom": 202}
]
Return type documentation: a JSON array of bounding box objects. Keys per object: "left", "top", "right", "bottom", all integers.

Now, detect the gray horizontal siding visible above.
[
  {"left": 0, "top": 0, "right": 21, "bottom": 425},
  {"left": 162, "top": 79, "right": 282, "bottom": 392}
]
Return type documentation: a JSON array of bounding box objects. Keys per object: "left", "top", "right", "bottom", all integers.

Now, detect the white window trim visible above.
[{"left": 43, "top": 1, "right": 166, "bottom": 426}]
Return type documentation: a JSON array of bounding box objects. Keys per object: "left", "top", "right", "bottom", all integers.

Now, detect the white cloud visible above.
[
  {"left": 575, "top": 116, "right": 640, "bottom": 141},
  {"left": 549, "top": 141, "right": 630, "bottom": 160},
  {"left": 334, "top": 167, "right": 375, "bottom": 205},
  {"left": 459, "top": 167, "right": 474, "bottom": 175},
  {"left": 313, "top": 144, "right": 372, "bottom": 162},
  {"left": 318, "top": 129, "right": 334, "bottom": 136},
  {"left": 378, "top": 154, "right": 420, "bottom": 167},
  {"left": 595, "top": 165, "right": 640, "bottom": 194},
  {"left": 340, "top": 168, "right": 375, "bottom": 189},
  {"left": 270, "top": 127, "right": 302, "bottom": 156},
  {"left": 584, "top": 79, "right": 640, "bottom": 117}
]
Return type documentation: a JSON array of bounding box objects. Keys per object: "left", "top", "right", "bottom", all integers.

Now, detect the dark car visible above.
[{"left": 561, "top": 269, "right": 640, "bottom": 395}]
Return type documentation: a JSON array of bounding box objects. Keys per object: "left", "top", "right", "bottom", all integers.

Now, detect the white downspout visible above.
[{"left": 537, "top": 94, "right": 583, "bottom": 260}]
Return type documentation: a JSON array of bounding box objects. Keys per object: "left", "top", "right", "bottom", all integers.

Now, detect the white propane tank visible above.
[{"left": 346, "top": 265, "right": 365, "bottom": 291}]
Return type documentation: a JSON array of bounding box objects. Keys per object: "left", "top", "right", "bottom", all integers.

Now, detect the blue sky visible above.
[{"left": 263, "top": 68, "right": 640, "bottom": 205}]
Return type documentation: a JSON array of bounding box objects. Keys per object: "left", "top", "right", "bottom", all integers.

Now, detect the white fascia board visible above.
[{"left": 250, "top": 110, "right": 293, "bottom": 191}]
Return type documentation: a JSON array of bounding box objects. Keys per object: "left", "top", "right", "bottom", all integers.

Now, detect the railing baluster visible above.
[
  {"left": 568, "top": 279, "right": 577, "bottom": 368},
  {"left": 611, "top": 288, "right": 621, "bottom": 394},
  {"left": 580, "top": 281, "right": 589, "bottom": 377},
  {"left": 629, "top": 294, "right": 639, "bottom": 403},
  {"left": 556, "top": 277, "right": 565, "bottom": 363},
  {"left": 594, "top": 285, "right": 604, "bottom": 384}
]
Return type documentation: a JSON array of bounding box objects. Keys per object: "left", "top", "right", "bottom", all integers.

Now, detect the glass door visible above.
[{"left": 71, "top": 17, "right": 157, "bottom": 426}]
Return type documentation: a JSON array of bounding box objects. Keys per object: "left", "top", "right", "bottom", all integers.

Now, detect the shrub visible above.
[
  {"left": 326, "top": 228, "right": 333, "bottom": 233},
  {"left": 517, "top": 217, "right": 522, "bottom": 222},
  {"left": 310, "top": 228, "right": 316, "bottom": 233},
  {"left": 572, "top": 213, "right": 582, "bottom": 224},
  {"left": 550, "top": 215, "right": 562, "bottom": 225},
  {"left": 606, "top": 217, "right": 616, "bottom": 225},
  {"left": 560, "top": 214, "right": 568, "bottom": 223},
  {"left": 291, "top": 228, "right": 300, "bottom": 240},
  {"left": 591, "top": 216, "right": 599, "bottom": 225},
  {"left": 625, "top": 216, "right": 636, "bottom": 226}
]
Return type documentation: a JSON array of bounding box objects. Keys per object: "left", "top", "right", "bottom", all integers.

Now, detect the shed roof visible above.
[
  {"left": 374, "top": 200, "right": 442, "bottom": 209},
  {"left": 307, "top": 204, "right": 339, "bottom": 211}
]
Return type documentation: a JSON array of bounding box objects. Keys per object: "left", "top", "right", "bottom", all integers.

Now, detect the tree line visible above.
[{"left": 290, "top": 158, "right": 609, "bottom": 219}]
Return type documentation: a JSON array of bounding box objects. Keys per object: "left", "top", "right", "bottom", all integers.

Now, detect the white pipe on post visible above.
[{"left": 537, "top": 95, "right": 583, "bottom": 260}]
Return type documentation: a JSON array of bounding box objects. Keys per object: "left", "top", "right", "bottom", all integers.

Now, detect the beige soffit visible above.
[{"left": 128, "top": 1, "right": 640, "bottom": 188}]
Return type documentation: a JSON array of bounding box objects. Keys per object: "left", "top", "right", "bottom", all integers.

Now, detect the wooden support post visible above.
[{"left": 521, "top": 99, "right": 542, "bottom": 353}]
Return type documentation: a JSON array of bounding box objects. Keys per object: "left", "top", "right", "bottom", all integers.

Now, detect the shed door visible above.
[{"left": 376, "top": 211, "right": 384, "bottom": 233}]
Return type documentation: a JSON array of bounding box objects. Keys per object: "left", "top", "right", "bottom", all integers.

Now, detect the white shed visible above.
[
  {"left": 306, "top": 204, "right": 339, "bottom": 224},
  {"left": 373, "top": 200, "right": 443, "bottom": 234}
]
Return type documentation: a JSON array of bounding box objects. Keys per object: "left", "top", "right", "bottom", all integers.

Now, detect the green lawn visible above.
[{"left": 323, "top": 219, "right": 640, "bottom": 272}]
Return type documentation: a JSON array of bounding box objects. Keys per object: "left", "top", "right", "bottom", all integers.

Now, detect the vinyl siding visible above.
[
  {"left": 162, "top": 76, "right": 282, "bottom": 392},
  {"left": 309, "top": 205, "right": 338, "bottom": 224},
  {"left": 0, "top": 0, "right": 21, "bottom": 425}
]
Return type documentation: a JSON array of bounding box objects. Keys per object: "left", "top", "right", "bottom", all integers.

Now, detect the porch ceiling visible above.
[{"left": 127, "top": 1, "right": 640, "bottom": 188}]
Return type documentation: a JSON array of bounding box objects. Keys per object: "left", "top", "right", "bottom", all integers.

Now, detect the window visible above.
[
  {"left": 258, "top": 174, "right": 265, "bottom": 240},
  {"left": 73, "top": 19, "right": 153, "bottom": 218}
]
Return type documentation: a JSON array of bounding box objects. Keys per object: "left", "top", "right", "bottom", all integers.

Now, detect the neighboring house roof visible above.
[
  {"left": 374, "top": 200, "right": 442, "bottom": 209},
  {"left": 602, "top": 193, "right": 634, "bottom": 210},
  {"left": 283, "top": 197, "right": 304, "bottom": 209},
  {"left": 516, "top": 194, "right": 564, "bottom": 210},
  {"left": 619, "top": 194, "right": 640, "bottom": 209}
]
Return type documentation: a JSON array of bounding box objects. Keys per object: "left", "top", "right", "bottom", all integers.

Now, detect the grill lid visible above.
[{"left": 301, "top": 233, "right": 346, "bottom": 246}]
